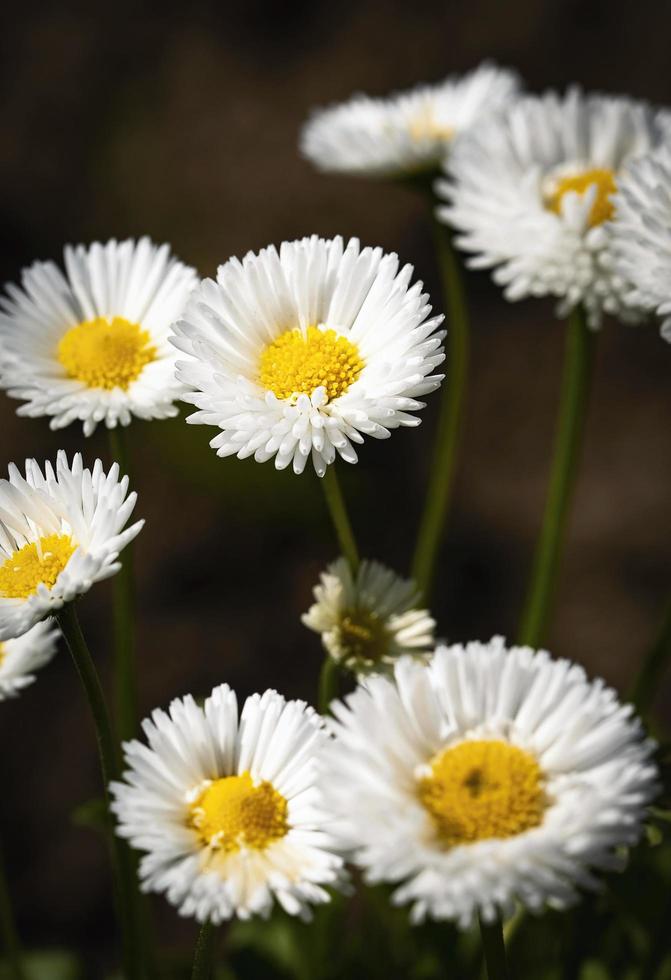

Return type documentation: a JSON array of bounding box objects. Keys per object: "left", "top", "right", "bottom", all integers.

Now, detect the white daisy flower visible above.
[
  {"left": 300, "top": 62, "right": 520, "bottom": 179},
  {"left": 171, "top": 235, "right": 445, "bottom": 476},
  {"left": 438, "top": 89, "right": 671, "bottom": 326},
  {"left": 324, "top": 637, "right": 658, "bottom": 929},
  {"left": 611, "top": 144, "right": 671, "bottom": 339},
  {"left": 110, "top": 684, "right": 345, "bottom": 924},
  {"left": 0, "top": 237, "right": 197, "bottom": 436},
  {"left": 0, "top": 620, "right": 59, "bottom": 700},
  {"left": 0, "top": 451, "right": 143, "bottom": 640},
  {"left": 302, "top": 557, "right": 436, "bottom": 674}
]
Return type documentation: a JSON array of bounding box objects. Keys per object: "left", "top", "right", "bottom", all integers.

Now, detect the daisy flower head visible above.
[
  {"left": 0, "top": 620, "right": 59, "bottom": 700},
  {"left": 110, "top": 684, "right": 344, "bottom": 923},
  {"left": 0, "top": 237, "right": 197, "bottom": 435},
  {"left": 300, "top": 62, "right": 520, "bottom": 179},
  {"left": 438, "top": 89, "right": 671, "bottom": 326},
  {"left": 0, "top": 452, "right": 143, "bottom": 640},
  {"left": 302, "top": 557, "right": 436, "bottom": 675},
  {"left": 324, "top": 637, "right": 658, "bottom": 929},
  {"left": 171, "top": 235, "right": 445, "bottom": 477}
]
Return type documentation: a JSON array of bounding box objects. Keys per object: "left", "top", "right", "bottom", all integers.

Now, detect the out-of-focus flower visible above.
[
  {"left": 0, "top": 238, "right": 196, "bottom": 435},
  {"left": 0, "top": 452, "right": 143, "bottom": 639},
  {"left": 111, "top": 685, "right": 344, "bottom": 923},
  {"left": 172, "top": 235, "right": 444, "bottom": 476},
  {"left": 0, "top": 620, "right": 59, "bottom": 700},
  {"left": 302, "top": 557, "right": 435, "bottom": 675},
  {"left": 300, "top": 63, "right": 519, "bottom": 179},
  {"left": 324, "top": 637, "right": 658, "bottom": 928}
]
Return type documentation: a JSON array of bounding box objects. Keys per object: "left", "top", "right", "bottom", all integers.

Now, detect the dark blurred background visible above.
[{"left": 1, "top": 0, "right": 670, "bottom": 974}]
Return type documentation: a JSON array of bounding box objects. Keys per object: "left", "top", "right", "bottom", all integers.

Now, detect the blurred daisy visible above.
[
  {"left": 0, "top": 452, "right": 143, "bottom": 640},
  {"left": 325, "top": 637, "right": 658, "bottom": 928},
  {"left": 111, "top": 684, "right": 344, "bottom": 923},
  {"left": 438, "top": 89, "right": 670, "bottom": 326},
  {"left": 611, "top": 144, "right": 671, "bottom": 339},
  {"left": 302, "top": 557, "right": 435, "bottom": 675},
  {"left": 0, "top": 620, "right": 59, "bottom": 700},
  {"left": 300, "top": 63, "right": 519, "bottom": 179},
  {"left": 172, "top": 235, "right": 445, "bottom": 476},
  {"left": 0, "top": 237, "right": 197, "bottom": 435}
]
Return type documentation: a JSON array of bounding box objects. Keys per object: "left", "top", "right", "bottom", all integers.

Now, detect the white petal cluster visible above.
[
  {"left": 111, "top": 685, "right": 344, "bottom": 923},
  {"left": 0, "top": 452, "right": 143, "bottom": 639},
  {"left": 302, "top": 557, "right": 435, "bottom": 674},
  {"left": 0, "top": 620, "right": 59, "bottom": 700},
  {"left": 172, "top": 236, "right": 445, "bottom": 476},
  {"left": 438, "top": 90, "right": 671, "bottom": 326},
  {"left": 301, "top": 63, "right": 519, "bottom": 178},
  {"left": 324, "top": 637, "right": 658, "bottom": 928},
  {"left": 0, "top": 238, "right": 197, "bottom": 435}
]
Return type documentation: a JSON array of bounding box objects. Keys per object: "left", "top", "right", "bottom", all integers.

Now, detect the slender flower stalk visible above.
[
  {"left": 320, "top": 467, "right": 360, "bottom": 573},
  {"left": 517, "top": 306, "right": 596, "bottom": 647},
  {"left": 191, "top": 921, "right": 217, "bottom": 980},
  {"left": 411, "top": 215, "right": 470, "bottom": 600},
  {"left": 479, "top": 916, "right": 510, "bottom": 980},
  {"left": 0, "top": 845, "right": 27, "bottom": 980},
  {"left": 630, "top": 597, "right": 671, "bottom": 715},
  {"left": 318, "top": 656, "right": 340, "bottom": 715}
]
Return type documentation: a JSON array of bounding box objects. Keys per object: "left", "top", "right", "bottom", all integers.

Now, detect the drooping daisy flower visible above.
[
  {"left": 0, "top": 238, "right": 197, "bottom": 435},
  {"left": 0, "top": 620, "right": 59, "bottom": 700},
  {"left": 110, "top": 685, "right": 344, "bottom": 923},
  {"left": 171, "top": 236, "right": 445, "bottom": 476},
  {"left": 302, "top": 557, "right": 435, "bottom": 674},
  {"left": 0, "top": 452, "right": 143, "bottom": 640},
  {"left": 438, "top": 89, "right": 671, "bottom": 326},
  {"left": 300, "top": 63, "right": 520, "bottom": 179},
  {"left": 325, "top": 637, "right": 658, "bottom": 928},
  {"left": 611, "top": 144, "right": 671, "bottom": 339}
]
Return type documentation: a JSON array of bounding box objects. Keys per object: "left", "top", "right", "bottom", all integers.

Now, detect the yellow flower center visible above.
[
  {"left": 57, "top": 316, "right": 157, "bottom": 390},
  {"left": 408, "top": 110, "right": 454, "bottom": 143},
  {"left": 544, "top": 167, "right": 617, "bottom": 228},
  {"left": 418, "top": 739, "right": 546, "bottom": 847},
  {"left": 258, "top": 326, "right": 364, "bottom": 403},
  {"left": 0, "top": 643, "right": 5, "bottom": 666},
  {"left": 337, "top": 608, "right": 389, "bottom": 668},
  {"left": 188, "top": 771, "right": 289, "bottom": 853},
  {"left": 0, "top": 534, "right": 75, "bottom": 600}
]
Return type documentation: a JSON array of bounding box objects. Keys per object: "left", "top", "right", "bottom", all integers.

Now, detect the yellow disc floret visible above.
[
  {"left": 544, "top": 167, "right": 617, "bottom": 228},
  {"left": 0, "top": 534, "right": 75, "bottom": 600},
  {"left": 258, "top": 326, "right": 364, "bottom": 402},
  {"left": 418, "top": 739, "right": 546, "bottom": 847},
  {"left": 409, "top": 111, "right": 455, "bottom": 143},
  {"left": 0, "top": 643, "right": 5, "bottom": 665},
  {"left": 189, "top": 771, "right": 289, "bottom": 853},
  {"left": 336, "top": 607, "right": 390, "bottom": 669},
  {"left": 58, "top": 316, "right": 157, "bottom": 391}
]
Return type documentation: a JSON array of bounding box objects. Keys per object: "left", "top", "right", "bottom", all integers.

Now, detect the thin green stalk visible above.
[
  {"left": 0, "top": 846, "right": 27, "bottom": 980},
  {"left": 56, "top": 602, "right": 145, "bottom": 980},
  {"left": 411, "top": 216, "right": 470, "bottom": 601},
  {"left": 108, "top": 427, "right": 137, "bottom": 741},
  {"left": 630, "top": 597, "right": 671, "bottom": 714},
  {"left": 479, "top": 916, "right": 510, "bottom": 980},
  {"left": 191, "top": 921, "right": 218, "bottom": 980},
  {"left": 517, "top": 306, "right": 596, "bottom": 648},
  {"left": 320, "top": 466, "right": 360, "bottom": 573},
  {"left": 318, "top": 656, "right": 339, "bottom": 715}
]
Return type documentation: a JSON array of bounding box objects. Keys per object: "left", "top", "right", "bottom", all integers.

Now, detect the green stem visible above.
[
  {"left": 108, "top": 427, "right": 138, "bottom": 742},
  {"left": 517, "top": 306, "right": 596, "bottom": 648},
  {"left": 191, "top": 921, "right": 218, "bottom": 980},
  {"left": 630, "top": 598, "right": 671, "bottom": 714},
  {"left": 56, "top": 602, "right": 145, "bottom": 980},
  {"left": 479, "top": 916, "right": 510, "bottom": 980},
  {"left": 318, "top": 656, "right": 340, "bottom": 715},
  {"left": 0, "top": 846, "right": 27, "bottom": 980},
  {"left": 411, "top": 215, "right": 470, "bottom": 601},
  {"left": 321, "top": 466, "right": 360, "bottom": 573}
]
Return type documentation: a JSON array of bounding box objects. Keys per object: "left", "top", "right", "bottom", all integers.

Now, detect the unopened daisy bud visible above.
[
  {"left": 0, "top": 620, "right": 59, "bottom": 700},
  {"left": 0, "top": 237, "right": 197, "bottom": 435},
  {"left": 300, "top": 62, "right": 519, "bottom": 179},
  {"left": 0, "top": 452, "right": 144, "bottom": 640},
  {"left": 302, "top": 557, "right": 435, "bottom": 674},
  {"left": 110, "top": 684, "right": 345, "bottom": 924},
  {"left": 325, "top": 637, "right": 659, "bottom": 929},
  {"left": 171, "top": 235, "right": 445, "bottom": 476}
]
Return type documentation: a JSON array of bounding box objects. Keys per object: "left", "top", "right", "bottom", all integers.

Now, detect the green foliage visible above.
[{"left": 0, "top": 950, "right": 82, "bottom": 980}]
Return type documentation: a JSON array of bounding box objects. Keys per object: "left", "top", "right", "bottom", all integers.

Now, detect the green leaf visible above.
[{"left": 0, "top": 950, "right": 82, "bottom": 980}]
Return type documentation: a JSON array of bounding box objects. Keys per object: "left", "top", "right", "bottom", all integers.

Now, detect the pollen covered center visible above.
[
  {"left": 0, "top": 534, "right": 75, "bottom": 600},
  {"left": 58, "top": 316, "right": 157, "bottom": 391},
  {"left": 409, "top": 111, "right": 455, "bottom": 143},
  {"left": 544, "top": 167, "right": 617, "bottom": 228},
  {"left": 188, "top": 771, "right": 289, "bottom": 853},
  {"left": 258, "top": 326, "right": 364, "bottom": 402},
  {"left": 0, "top": 643, "right": 6, "bottom": 666},
  {"left": 337, "top": 607, "right": 390, "bottom": 668},
  {"left": 418, "top": 739, "right": 546, "bottom": 847}
]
